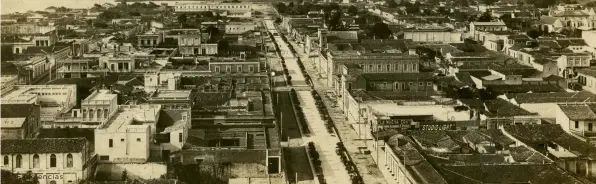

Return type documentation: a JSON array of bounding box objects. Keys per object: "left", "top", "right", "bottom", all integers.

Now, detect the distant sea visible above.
[{"left": 2, "top": 0, "right": 117, "bottom": 14}]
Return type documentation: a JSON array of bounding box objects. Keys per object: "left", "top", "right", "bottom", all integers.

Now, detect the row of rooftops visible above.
[{"left": 378, "top": 124, "right": 596, "bottom": 184}]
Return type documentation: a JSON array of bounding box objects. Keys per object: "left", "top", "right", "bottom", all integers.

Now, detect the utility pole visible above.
[{"left": 280, "top": 112, "right": 284, "bottom": 139}]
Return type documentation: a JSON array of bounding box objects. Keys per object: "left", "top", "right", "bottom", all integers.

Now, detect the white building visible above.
[
  {"left": 174, "top": 2, "right": 253, "bottom": 12},
  {"left": 1, "top": 138, "right": 96, "bottom": 184},
  {"left": 403, "top": 28, "right": 463, "bottom": 43},
  {"left": 469, "top": 22, "right": 508, "bottom": 38},
  {"left": 95, "top": 104, "right": 161, "bottom": 163},
  {"left": 556, "top": 104, "right": 596, "bottom": 144},
  {"left": 2, "top": 85, "right": 77, "bottom": 124},
  {"left": 1, "top": 75, "right": 19, "bottom": 96}
]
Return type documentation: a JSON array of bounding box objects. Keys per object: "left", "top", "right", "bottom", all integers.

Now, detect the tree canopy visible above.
[
  {"left": 348, "top": 5, "right": 359, "bottom": 16},
  {"left": 177, "top": 14, "right": 188, "bottom": 24},
  {"left": 386, "top": 0, "right": 398, "bottom": 8},
  {"left": 369, "top": 22, "right": 393, "bottom": 39},
  {"left": 526, "top": 29, "right": 542, "bottom": 39},
  {"left": 1, "top": 170, "right": 39, "bottom": 184},
  {"left": 477, "top": 11, "right": 492, "bottom": 22}
]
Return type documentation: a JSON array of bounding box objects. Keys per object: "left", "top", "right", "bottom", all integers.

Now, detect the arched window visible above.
[
  {"left": 97, "top": 109, "right": 101, "bottom": 119},
  {"left": 66, "top": 154, "right": 73, "bottom": 168},
  {"left": 73, "top": 110, "right": 78, "bottom": 117},
  {"left": 16, "top": 155, "right": 22, "bottom": 168},
  {"left": 89, "top": 109, "right": 94, "bottom": 119},
  {"left": 104, "top": 109, "right": 109, "bottom": 118},
  {"left": 50, "top": 181, "right": 57, "bottom": 184},
  {"left": 15, "top": 47, "right": 20, "bottom": 54},
  {"left": 33, "top": 154, "right": 40, "bottom": 168},
  {"left": 50, "top": 154, "right": 57, "bottom": 167},
  {"left": 3, "top": 156, "right": 8, "bottom": 166},
  {"left": 83, "top": 109, "right": 87, "bottom": 118}
]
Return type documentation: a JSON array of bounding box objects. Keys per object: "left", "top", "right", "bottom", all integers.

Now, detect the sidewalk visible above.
[{"left": 289, "top": 41, "right": 393, "bottom": 184}]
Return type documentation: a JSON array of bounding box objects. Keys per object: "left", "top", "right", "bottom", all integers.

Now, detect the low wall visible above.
[{"left": 95, "top": 163, "right": 167, "bottom": 180}]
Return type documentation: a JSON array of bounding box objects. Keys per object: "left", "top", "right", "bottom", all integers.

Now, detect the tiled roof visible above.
[
  {"left": 386, "top": 134, "right": 449, "bottom": 184},
  {"left": 558, "top": 104, "right": 596, "bottom": 120},
  {"left": 472, "top": 21, "right": 507, "bottom": 26},
  {"left": 176, "top": 149, "right": 267, "bottom": 164},
  {"left": 2, "top": 138, "right": 87, "bottom": 154},
  {"left": 554, "top": 10, "right": 589, "bottom": 17},
  {"left": 360, "top": 72, "right": 435, "bottom": 81},
  {"left": 460, "top": 98, "right": 536, "bottom": 117},
  {"left": 1, "top": 104, "right": 38, "bottom": 118},
  {"left": 446, "top": 154, "right": 506, "bottom": 164},
  {"left": 439, "top": 164, "right": 587, "bottom": 184},
  {"left": 506, "top": 91, "right": 596, "bottom": 103},
  {"left": 485, "top": 84, "right": 563, "bottom": 94},
  {"left": 538, "top": 16, "right": 559, "bottom": 24},
  {"left": 349, "top": 90, "right": 436, "bottom": 101},
  {"left": 578, "top": 67, "right": 596, "bottom": 77},
  {"left": 326, "top": 31, "right": 358, "bottom": 42},
  {"left": 508, "top": 146, "right": 551, "bottom": 163},
  {"left": 504, "top": 124, "right": 596, "bottom": 160}
]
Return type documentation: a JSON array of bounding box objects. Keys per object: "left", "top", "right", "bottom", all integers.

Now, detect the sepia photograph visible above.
[{"left": 1, "top": 0, "right": 596, "bottom": 183}]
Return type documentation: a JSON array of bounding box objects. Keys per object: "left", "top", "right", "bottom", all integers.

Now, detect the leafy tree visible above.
[
  {"left": 525, "top": 0, "right": 556, "bottom": 8},
  {"left": 206, "top": 26, "right": 220, "bottom": 40},
  {"left": 93, "top": 21, "right": 109, "bottom": 28},
  {"left": 477, "top": 11, "right": 492, "bottom": 22},
  {"left": 325, "top": 9, "right": 344, "bottom": 31},
  {"left": 415, "top": 46, "right": 438, "bottom": 62},
  {"left": 405, "top": 2, "right": 421, "bottom": 14},
  {"left": 370, "top": 22, "right": 392, "bottom": 39},
  {"left": 121, "top": 170, "right": 128, "bottom": 181},
  {"left": 483, "top": 0, "right": 497, "bottom": 5},
  {"left": 98, "top": 10, "right": 122, "bottom": 20},
  {"left": 526, "top": 29, "right": 542, "bottom": 39},
  {"left": 1, "top": 170, "right": 39, "bottom": 184},
  {"left": 177, "top": 13, "right": 187, "bottom": 24},
  {"left": 93, "top": 4, "right": 103, "bottom": 9},
  {"left": 276, "top": 2, "right": 287, "bottom": 14},
  {"left": 288, "top": 2, "right": 295, "bottom": 8},
  {"left": 148, "top": 2, "right": 160, "bottom": 8},
  {"left": 347, "top": 5, "right": 358, "bottom": 16},
  {"left": 129, "top": 11, "right": 141, "bottom": 16},
  {"left": 457, "top": 0, "right": 469, "bottom": 7},
  {"left": 218, "top": 40, "right": 230, "bottom": 55},
  {"left": 16, "top": 17, "right": 27, "bottom": 22},
  {"left": 386, "top": 0, "right": 398, "bottom": 8}
]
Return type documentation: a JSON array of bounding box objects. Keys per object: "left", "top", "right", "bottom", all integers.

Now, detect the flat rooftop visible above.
[
  {"left": 369, "top": 104, "right": 471, "bottom": 121},
  {"left": 101, "top": 105, "right": 161, "bottom": 133},
  {"left": 152, "top": 90, "right": 192, "bottom": 98},
  {"left": 84, "top": 90, "right": 117, "bottom": 101}
]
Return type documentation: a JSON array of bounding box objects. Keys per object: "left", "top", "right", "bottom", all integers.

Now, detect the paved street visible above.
[
  {"left": 297, "top": 91, "right": 351, "bottom": 184},
  {"left": 275, "top": 92, "right": 316, "bottom": 184},
  {"left": 287, "top": 40, "right": 391, "bottom": 184}
]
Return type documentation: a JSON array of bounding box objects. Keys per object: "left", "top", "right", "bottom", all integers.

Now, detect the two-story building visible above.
[
  {"left": 469, "top": 22, "right": 508, "bottom": 37},
  {"left": 225, "top": 22, "right": 255, "bottom": 35},
  {"left": 95, "top": 104, "right": 161, "bottom": 163},
  {"left": 556, "top": 104, "right": 596, "bottom": 143},
  {"left": 402, "top": 28, "right": 463, "bottom": 43},
  {"left": 1, "top": 138, "right": 96, "bottom": 184},
  {"left": 57, "top": 58, "right": 108, "bottom": 79},
  {"left": 171, "top": 29, "right": 218, "bottom": 56},
  {"left": 99, "top": 55, "right": 135, "bottom": 73}
]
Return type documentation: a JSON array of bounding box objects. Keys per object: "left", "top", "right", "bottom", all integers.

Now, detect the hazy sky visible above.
[{"left": 2, "top": 0, "right": 117, "bottom": 14}]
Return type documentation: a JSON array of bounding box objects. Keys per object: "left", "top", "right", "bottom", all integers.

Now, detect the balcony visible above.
[
  {"left": 57, "top": 67, "right": 109, "bottom": 73},
  {"left": 571, "top": 129, "right": 596, "bottom": 138}
]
